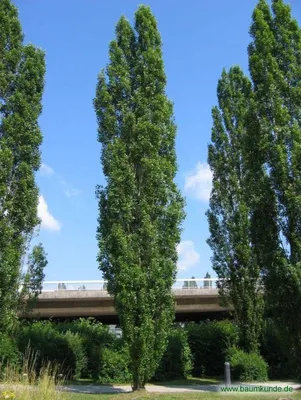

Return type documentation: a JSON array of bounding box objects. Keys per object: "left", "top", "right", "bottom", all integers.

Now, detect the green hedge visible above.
[
  {"left": 153, "top": 328, "right": 192, "bottom": 381},
  {"left": 55, "top": 318, "right": 115, "bottom": 379},
  {"left": 16, "top": 319, "right": 129, "bottom": 382},
  {"left": 17, "top": 321, "right": 79, "bottom": 377},
  {"left": 227, "top": 347, "right": 268, "bottom": 382},
  {"left": 0, "top": 333, "right": 21, "bottom": 369},
  {"left": 64, "top": 331, "right": 87, "bottom": 379},
  {"left": 260, "top": 319, "right": 294, "bottom": 379},
  {"left": 11, "top": 318, "right": 275, "bottom": 383},
  {"left": 98, "top": 347, "right": 131, "bottom": 383},
  {"left": 186, "top": 320, "right": 239, "bottom": 377}
]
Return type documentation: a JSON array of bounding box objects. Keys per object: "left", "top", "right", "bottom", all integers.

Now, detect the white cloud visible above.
[
  {"left": 177, "top": 240, "right": 200, "bottom": 271},
  {"left": 38, "top": 195, "right": 61, "bottom": 231},
  {"left": 40, "top": 163, "right": 54, "bottom": 176},
  {"left": 184, "top": 162, "right": 213, "bottom": 202}
]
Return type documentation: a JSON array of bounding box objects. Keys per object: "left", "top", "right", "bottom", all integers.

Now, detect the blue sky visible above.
[{"left": 14, "top": 0, "right": 300, "bottom": 281}]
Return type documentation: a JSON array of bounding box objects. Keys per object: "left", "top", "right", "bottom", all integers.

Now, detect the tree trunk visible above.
[{"left": 132, "top": 375, "right": 146, "bottom": 391}]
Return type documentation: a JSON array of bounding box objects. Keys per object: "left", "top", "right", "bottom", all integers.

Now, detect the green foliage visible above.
[
  {"left": 98, "top": 347, "right": 131, "bottom": 384},
  {"left": 55, "top": 318, "right": 115, "bottom": 379},
  {"left": 248, "top": 0, "right": 301, "bottom": 372},
  {"left": 260, "top": 319, "right": 293, "bottom": 379},
  {"left": 94, "top": 5, "right": 185, "bottom": 390},
  {"left": 64, "top": 331, "right": 87, "bottom": 380},
  {"left": 207, "top": 67, "right": 264, "bottom": 352},
  {"left": 0, "top": 333, "right": 21, "bottom": 368},
  {"left": 208, "top": 0, "right": 301, "bottom": 361},
  {"left": 227, "top": 347, "right": 268, "bottom": 382},
  {"left": 0, "top": 0, "right": 45, "bottom": 332},
  {"left": 19, "top": 243, "right": 47, "bottom": 316},
  {"left": 17, "top": 321, "right": 78, "bottom": 377},
  {"left": 16, "top": 319, "right": 130, "bottom": 382},
  {"left": 186, "top": 321, "right": 239, "bottom": 377},
  {"left": 153, "top": 328, "right": 192, "bottom": 381}
]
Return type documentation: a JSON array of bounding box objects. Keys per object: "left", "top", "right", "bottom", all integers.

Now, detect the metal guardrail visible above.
[{"left": 40, "top": 278, "right": 219, "bottom": 292}]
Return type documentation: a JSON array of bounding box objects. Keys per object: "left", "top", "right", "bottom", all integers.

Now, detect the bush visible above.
[
  {"left": 153, "top": 328, "right": 192, "bottom": 381},
  {"left": 17, "top": 319, "right": 126, "bottom": 381},
  {"left": 72, "top": 319, "right": 116, "bottom": 379},
  {"left": 260, "top": 319, "right": 294, "bottom": 379},
  {"left": 227, "top": 347, "right": 268, "bottom": 382},
  {"left": 17, "top": 321, "right": 77, "bottom": 377},
  {"left": 0, "top": 333, "right": 21, "bottom": 369},
  {"left": 64, "top": 331, "right": 87, "bottom": 379},
  {"left": 55, "top": 318, "right": 115, "bottom": 379},
  {"left": 186, "top": 320, "right": 239, "bottom": 377},
  {"left": 98, "top": 347, "right": 131, "bottom": 384}
]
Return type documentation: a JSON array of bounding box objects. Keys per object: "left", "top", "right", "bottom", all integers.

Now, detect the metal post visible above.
[{"left": 224, "top": 362, "right": 231, "bottom": 386}]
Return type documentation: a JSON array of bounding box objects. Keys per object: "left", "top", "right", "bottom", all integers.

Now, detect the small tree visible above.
[{"left": 19, "top": 243, "right": 47, "bottom": 315}]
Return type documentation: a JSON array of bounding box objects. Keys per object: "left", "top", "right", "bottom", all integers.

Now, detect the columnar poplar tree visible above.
[
  {"left": 94, "top": 6, "right": 185, "bottom": 390},
  {"left": 0, "top": 0, "right": 45, "bottom": 331},
  {"left": 207, "top": 67, "right": 264, "bottom": 352},
  {"left": 249, "top": 0, "right": 301, "bottom": 368}
]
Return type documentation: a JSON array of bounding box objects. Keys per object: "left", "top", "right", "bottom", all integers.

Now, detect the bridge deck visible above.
[{"left": 31, "top": 288, "right": 232, "bottom": 322}]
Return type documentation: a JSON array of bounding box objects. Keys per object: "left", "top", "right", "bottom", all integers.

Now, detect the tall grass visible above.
[{"left": 0, "top": 347, "right": 68, "bottom": 400}]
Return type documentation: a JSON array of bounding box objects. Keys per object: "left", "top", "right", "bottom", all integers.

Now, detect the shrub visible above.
[
  {"left": 227, "top": 347, "right": 268, "bottom": 382},
  {"left": 56, "top": 318, "right": 114, "bottom": 347},
  {"left": 0, "top": 333, "right": 21, "bottom": 369},
  {"left": 71, "top": 319, "right": 116, "bottom": 379},
  {"left": 153, "top": 328, "right": 192, "bottom": 381},
  {"left": 186, "top": 320, "right": 239, "bottom": 377},
  {"left": 55, "top": 318, "right": 115, "bottom": 379},
  {"left": 64, "top": 331, "right": 87, "bottom": 379},
  {"left": 17, "top": 321, "right": 76, "bottom": 377},
  {"left": 17, "top": 319, "right": 126, "bottom": 381},
  {"left": 260, "top": 319, "right": 294, "bottom": 379},
  {"left": 98, "top": 347, "right": 131, "bottom": 384}
]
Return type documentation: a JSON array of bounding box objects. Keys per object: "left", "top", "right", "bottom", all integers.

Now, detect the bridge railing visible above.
[
  {"left": 172, "top": 278, "right": 218, "bottom": 290},
  {"left": 41, "top": 278, "right": 219, "bottom": 292}
]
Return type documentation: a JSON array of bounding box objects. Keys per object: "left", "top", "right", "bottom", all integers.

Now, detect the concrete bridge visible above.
[{"left": 31, "top": 279, "right": 232, "bottom": 323}]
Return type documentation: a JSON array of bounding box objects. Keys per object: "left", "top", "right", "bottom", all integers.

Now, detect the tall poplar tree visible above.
[
  {"left": 0, "top": 0, "right": 45, "bottom": 331},
  {"left": 249, "top": 0, "right": 301, "bottom": 368},
  {"left": 94, "top": 6, "right": 185, "bottom": 390},
  {"left": 207, "top": 67, "right": 264, "bottom": 352}
]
